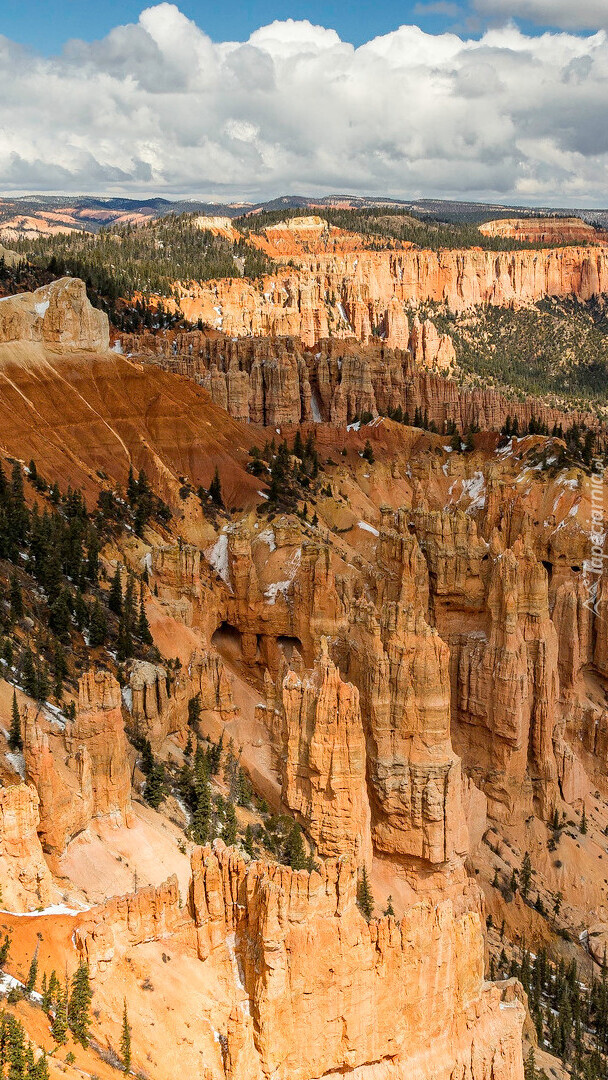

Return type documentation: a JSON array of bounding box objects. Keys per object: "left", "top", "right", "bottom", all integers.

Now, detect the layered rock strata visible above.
[
  {"left": 74, "top": 843, "right": 525, "bottom": 1080},
  {"left": 24, "top": 670, "right": 131, "bottom": 854},
  {"left": 128, "top": 331, "right": 597, "bottom": 433}
]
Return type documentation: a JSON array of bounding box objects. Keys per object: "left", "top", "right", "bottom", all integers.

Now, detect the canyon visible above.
[
  {"left": 0, "top": 244, "right": 605, "bottom": 1080},
  {"left": 147, "top": 216, "right": 608, "bottom": 349}
]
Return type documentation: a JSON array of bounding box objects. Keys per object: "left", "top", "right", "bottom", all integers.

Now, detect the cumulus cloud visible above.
[{"left": 0, "top": 2, "right": 607, "bottom": 204}]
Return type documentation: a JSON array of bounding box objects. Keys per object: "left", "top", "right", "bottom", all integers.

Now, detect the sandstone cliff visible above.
[
  {"left": 269, "top": 644, "right": 372, "bottom": 866},
  {"left": 0, "top": 783, "right": 53, "bottom": 911},
  {"left": 71, "top": 842, "right": 524, "bottom": 1080},
  {"left": 0, "top": 277, "right": 108, "bottom": 353},
  {"left": 128, "top": 331, "right": 598, "bottom": 434},
  {"left": 153, "top": 243, "right": 608, "bottom": 348},
  {"left": 24, "top": 670, "right": 131, "bottom": 855}
]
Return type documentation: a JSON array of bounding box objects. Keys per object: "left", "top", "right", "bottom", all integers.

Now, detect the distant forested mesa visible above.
[
  {"left": 234, "top": 205, "right": 598, "bottom": 252},
  {"left": 14, "top": 214, "right": 275, "bottom": 303},
  {"left": 14, "top": 204, "right": 600, "bottom": 313}
]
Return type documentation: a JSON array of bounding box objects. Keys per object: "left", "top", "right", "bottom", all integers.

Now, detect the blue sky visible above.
[{"left": 0, "top": 0, "right": 579, "bottom": 53}]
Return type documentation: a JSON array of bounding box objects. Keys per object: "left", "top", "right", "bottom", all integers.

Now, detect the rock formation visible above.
[
  {"left": 0, "top": 783, "right": 53, "bottom": 911},
  {"left": 0, "top": 277, "right": 108, "bottom": 352},
  {"left": 148, "top": 243, "right": 608, "bottom": 348},
  {"left": 268, "top": 644, "right": 372, "bottom": 865},
  {"left": 127, "top": 331, "right": 598, "bottom": 434},
  {"left": 479, "top": 216, "right": 606, "bottom": 245},
  {"left": 24, "top": 670, "right": 131, "bottom": 854},
  {"left": 128, "top": 651, "right": 235, "bottom": 749},
  {"left": 187, "top": 843, "right": 525, "bottom": 1080}
]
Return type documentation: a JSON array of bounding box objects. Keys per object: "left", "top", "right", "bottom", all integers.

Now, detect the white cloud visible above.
[
  {"left": 474, "top": 0, "right": 608, "bottom": 31},
  {"left": 0, "top": 2, "right": 607, "bottom": 204}
]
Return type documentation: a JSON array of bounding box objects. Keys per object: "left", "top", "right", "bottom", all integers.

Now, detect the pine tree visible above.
[
  {"left": 523, "top": 1039, "right": 535, "bottom": 1076},
  {"left": 224, "top": 800, "right": 238, "bottom": 846},
  {"left": 137, "top": 586, "right": 153, "bottom": 645},
  {"left": 362, "top": 440, "right": 375, "bottom": 464},
  {"left": 26, "top": 948, "right": 38, "bottom": 993},
  {"left": 384, "top": 896, "right": 395, "bottom": 917},
  {"left": 41, "top": 972, "right": 51, "bottom": 1013},
  {"left": 108, "top": 567, "right": 123, "bottom": 616},
  {"left": 120, "top": 998, "right": 132, "bottom": 1073},
  {"left": 68, "top": 962, "right": 92, "bottom": 1047},
  {"left": 209, "top": 468, "right": 223, "bottom": 507},
  {"left": 284, "top": 823, "right": 306, "bottom": 870},
  {"left": 244, "top": 824, "right": 255, "bottom": 858},
  {"left": 143, "top": 761, "right": 166, "bottom": 809},
  {"left": 8, "top": 690, "right": 22, "bottom": 752},
  {"left": 0, "top": 935, "right": 11, "bottom": 967},
  {"left": 357, "top": 866, "right": 374, "bottom": 921},
  {"left": 89, "top": 599, "right": 108, "bottom": 648},
  {"left": 553, "top": 891, "right": 563, "bottom": 918},
  {"left": 191, "top": 775, "right": 212, "bottom": 844},
  {"left": 520, "top": 851, "right": 532, "bottom": 900},
  {"left": 187, "top": 693, "right": 201, "bottom": 729},
  {"left": 51, "top": 985, "right": 68, "bottom": 1044},
  {"left": 581, "top": 804, "right": 588, "bottom": 835}
]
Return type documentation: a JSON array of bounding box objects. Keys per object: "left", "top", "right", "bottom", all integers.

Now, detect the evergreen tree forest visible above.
[
  {"left": 0, "top": 458, "right": 170, "bottom": 712},
  {"left": 493, "top": 942, "right": 608, "bottom": 1080},
  {"left": 15, "top": 214, "right": 276, "bottom": 324}
]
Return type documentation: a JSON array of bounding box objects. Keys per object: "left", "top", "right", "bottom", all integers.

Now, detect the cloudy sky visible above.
[{"left": 0, "top": 0, "right": 607, "bottom": 205}]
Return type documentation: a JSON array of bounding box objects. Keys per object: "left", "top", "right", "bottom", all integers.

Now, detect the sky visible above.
[{"left": 0, "top": 0, "right": 607, "bottom": 205}]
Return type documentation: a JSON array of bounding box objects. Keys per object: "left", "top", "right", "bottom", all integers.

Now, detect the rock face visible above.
[
  {"left": 338, "top": 597, "right": 468, "bottom": 881},
  {"left": 129, "top": 651, "right": 235, "bottom": 749},
  {"left": 0, "top": 277, "right": 108, "bottom": 352},
  {"left": 478, "top": 216, "right": 605, "bottom": 245},
  {"left": 0, "top": 783, "right": 53, "bottom": 911},
  {"left": 72, "top": 843, "right": 525, "bottom": 1080},
  {"left": 75, "top": 875, "right": 185, "bottom": 978},
  {"left": 151, "top": 244, "right": 608, "bottom": 348},
  {"left": 24, "top": 670, "right": 131, "bottom": 854},
  {"left": 270, "top": 644, "right": 372, "bottom": 866},
  {"left": 130, "top": 331, "right": 597, "bottom": 434},
  {"left": 187, "top": 843, "right": 525, "bottom": 1080}
]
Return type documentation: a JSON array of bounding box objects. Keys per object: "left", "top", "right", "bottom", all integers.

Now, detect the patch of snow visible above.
[
  {"left": 357, "top": 521, "right": 379, "bottom": 537},
  {"left": 347, "top": 420, "right": 361, "bottom": 432},
  {"left": 257, "top": 490, "right": 269, "bottom": 500},
  {"left": 257, "top": 528, "right": 276, "bottom": 552},
  {"left": 5, "top": 752, "right": 25, "bottom": 779},
  {"left": 34, "top": 300, "right": 49, "bottom": 318},
  {"left": 336, "top": 301, "right": 353, "bottom": 332},
  {"left": 264, "top": 547, "right": 301, "bottom": 604},
  {"left": 459, "top": 472, "right": 486, "bottom": 512},
  {"left": 569, "top": 503, "right": 579, "bottom": 517},
  {"left": 443, "top": 446, "right": 453, "bottom": 453},
  {"left": 111, "top": 339, "right": 123, "bottom": 354},
  {"left": 121, "top": 686, "right": 133, "bottom": 712},
  {"left": 205, "top": 532, "right": 231, "bottom": 588},
  {"left": 557, "top": 475, "right": 579, "bottom": 489},
  {"left": 0, "top": 903, "right": 89, "bottom": 918}
]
